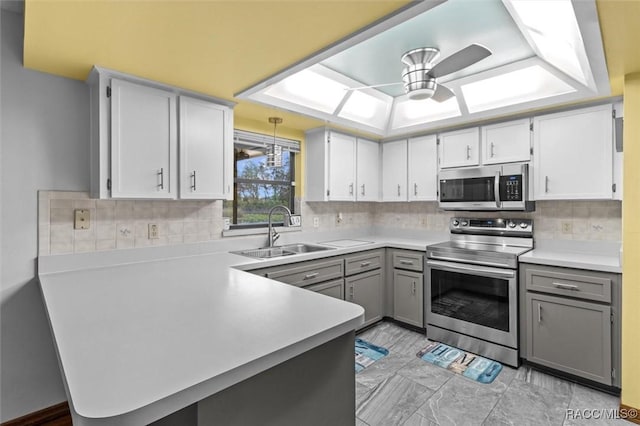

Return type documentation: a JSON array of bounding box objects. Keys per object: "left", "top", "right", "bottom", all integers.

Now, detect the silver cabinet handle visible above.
[
  {"left": 490, "top": 142, "right": 495, "bottom": 158},
  {"left": 545, "top": 176, "right": 549, "bottom": 193},
  {"left": 397, "top": 184, "right": 401, "bottom": 196},
  {"left": 414, "top": 183, "right": 418, "bottom": 196},
  {"left": 360, "top": 261, "right": 371, "bottom": 267},
  {"left": 303, "top": 272, "right": 319, "bottom": 280},
  {"left": 349, "top": 183, "right": 354, "bottom": 195},
  {"left": 412, "top": 281, "right": 416, "bottom": 294},
  {"left": 466, "top": 145, "right": 471, "bottom": 160},
  {"left": 399, "top": 260, "right": 414, "bottom": 265},
  {"left": 191, "top": 170, "right": 197, "bottom": 191},
  {"left": 553, "top": 282, "right": 579, "bottom": 290},
  {"left": 361, "top": 184, "right": 365, "bottom": 196},
  {"left": 538, "top": 303, "right": 542, "bottom": 323},
  {"left": 158, "top": 168, "right": 164, "bottom": 190},
  {"left": 349, "top": 285, "right": 354, "bottom": 300}
]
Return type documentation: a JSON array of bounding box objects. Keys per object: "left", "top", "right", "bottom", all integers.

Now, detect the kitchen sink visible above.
[{"left": 232, "top": 243, "right": 335, "bottom": 259}]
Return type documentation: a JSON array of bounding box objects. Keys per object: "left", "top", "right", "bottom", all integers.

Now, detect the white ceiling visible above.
[{"left": 236, "top": 0, "right": 611, "bottom": 138}]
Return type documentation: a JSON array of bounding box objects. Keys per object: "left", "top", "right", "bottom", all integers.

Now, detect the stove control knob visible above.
[
  {"left": 520, "top": 222, "right": 528, "bottom": 229},
  {"left": 452, "top": 219, "right": 460, "bottom": 227},
  {"left": 508, "top": 221, "right": 517, "bottom": 228},
  {"left": 460, "top": 220, "right": 468, "bottom": 226}
]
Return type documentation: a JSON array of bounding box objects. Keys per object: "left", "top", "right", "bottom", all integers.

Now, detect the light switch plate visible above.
[
  {"left": 74, "top": 209, "right": 90, "bottom": 230},
  {"left": 289, "top": 215, "right": 301, "bottom": 227}
]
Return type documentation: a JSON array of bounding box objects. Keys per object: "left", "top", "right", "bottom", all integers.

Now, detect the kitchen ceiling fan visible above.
[{"left": 348, "top": 44, "right": 492, "bottom": 101}]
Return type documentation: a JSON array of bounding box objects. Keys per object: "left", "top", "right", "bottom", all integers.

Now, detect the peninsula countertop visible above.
[{"left": 39, "top": 251, "right": 367, "bottom": 426}]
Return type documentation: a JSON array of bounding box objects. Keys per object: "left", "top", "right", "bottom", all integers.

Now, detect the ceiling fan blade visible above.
[
  {"left": 429, "top": 44, "right": 492, "bottom": 78},
  {"left": 431, "top": 84, "right": 455, "bottom": 103},
  {"left": 345, "top": 82, "right": 403, "bottom": 91}
]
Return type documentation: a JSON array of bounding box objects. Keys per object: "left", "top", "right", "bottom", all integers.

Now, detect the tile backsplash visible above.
[
  {"left": 39, "top": 191, "right": 224, "bottom": 255},
  {"left": 39, "top": 191, "right": 621, "bottom": 255}
]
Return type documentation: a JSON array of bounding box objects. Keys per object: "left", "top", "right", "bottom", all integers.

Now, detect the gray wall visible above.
[{"left": 1, "top": 9, "right": 89, "bottom": 421}]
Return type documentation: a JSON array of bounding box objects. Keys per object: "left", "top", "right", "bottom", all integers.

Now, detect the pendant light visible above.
[{"left": 266, "top": 117, "right": 283, "bottom": 168}]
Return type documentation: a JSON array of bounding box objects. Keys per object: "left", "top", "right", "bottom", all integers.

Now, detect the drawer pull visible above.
[
  {"left": 399, "top": 260, "right": 414, "bottom": 265},
  {"left": 412, "top": 281, "right": 416, "bottom": 294},
  {"left": 303, "top": 272, "right": 319, "bottom": 280},
  {"left": 538, "top": 303, "right": 542, "bottom": 323},
  {"left": 553, "top": 282, "right": 579, "bottom": 291},
  {"left": 360, "top": 261, "right": 371, "bottom": 267}
]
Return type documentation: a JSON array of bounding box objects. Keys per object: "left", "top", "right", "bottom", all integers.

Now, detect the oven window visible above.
[{"left": 430, "top": 269, "right": 510, "bottom": 332}]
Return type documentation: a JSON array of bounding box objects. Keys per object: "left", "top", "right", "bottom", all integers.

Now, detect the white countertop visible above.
[
  {"left": 39, "top": 230, "right": 621, "bottom": 425},
  {"left": 518, "top": 240, "right": 622, "bottom": 273}
]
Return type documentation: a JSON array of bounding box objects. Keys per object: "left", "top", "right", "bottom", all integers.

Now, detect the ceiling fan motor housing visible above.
[{"left": 401, "top": 47, "right": 440, "bottom": 100}]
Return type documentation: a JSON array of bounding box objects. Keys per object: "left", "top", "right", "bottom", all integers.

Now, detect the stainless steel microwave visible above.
[{"left": 438, "top": 163, "right": 534, "bottom": 211}]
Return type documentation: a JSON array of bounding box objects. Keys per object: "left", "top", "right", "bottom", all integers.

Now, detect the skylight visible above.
[
  {"left": 263, "top": 69, "right": 349, "bottom": 114},
  {"left": 461, "top": 65, "right": 576, "bottom": 113},
  {"left": 391, "top": 97, "right": 461, "bottom": 129},
  {"left": 503, "top": 0, "right": 590, "bottom": 87},
  {"left": 338, "top": 90, "right": 392, "bottom": 129}
]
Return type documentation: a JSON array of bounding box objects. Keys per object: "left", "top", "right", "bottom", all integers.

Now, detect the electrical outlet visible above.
[
  {"left": 74, "top": 209, "right": 90, "bottom": 230},
  {"left": 148, "top": 223, "right": 159, "bottom": 239},
  {"left": 289, "top": 215, "right": 301, "bottom": 227},
  {"left": 313, "top": 217, "right": 319, "bottom": 228},
  {"left": 561, "top": 221, "right": 572, "bottom": 234},
  {"left": 336, "top": 212, "right": 343, "bottom": 224}
]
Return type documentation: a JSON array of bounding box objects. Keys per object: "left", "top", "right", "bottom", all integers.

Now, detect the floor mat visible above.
[
  {"left": 417, "top": 342, "right": 502, "bottom": 384},
  {"left": 355, "top": 338, "right": 389, "bottom": 372}
]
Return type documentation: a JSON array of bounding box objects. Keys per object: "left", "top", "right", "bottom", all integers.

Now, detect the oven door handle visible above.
[
  {"left": 427, "top": 254, "right": 511, "bottom": 270},
  {"left": 426, "top": 259, "right": 515, "bottom": 279}
]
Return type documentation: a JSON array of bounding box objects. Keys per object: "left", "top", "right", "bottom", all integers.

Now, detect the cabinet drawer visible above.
[
  {"left": 265, "top": 258, "right": 344, "bottom": 287},
  {"left": 524, "top": 266, "right": 611, "bottom": 303},
  {"left": 392, "top": 251, "right": 424, "bottom": 272},
  {"left": 305, "top": 279, "right": 344, "bottom": 300},
  {"left": 344, "top": 250, "right": 383, "bottom": 276}
]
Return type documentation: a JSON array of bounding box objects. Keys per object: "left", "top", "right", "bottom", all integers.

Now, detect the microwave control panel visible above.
[{"left": 500, "top": 175, "right": 523, "bottom": 201}]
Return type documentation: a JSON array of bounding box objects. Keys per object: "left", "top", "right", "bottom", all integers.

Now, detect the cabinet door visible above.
[
  {"left": 179, "top": 96, "right": 231, "bottom": 199},
  {"left": 356, "top": 138, "right": 380, "bottom": 201},
  {"left": 533, "top": 104, "right": 613, "bottom": 200},
  {"left": 110, "top": 78, "right": 177, "bottom": 198},
  {"left": 482, "top": 119, "right": 531, "bottom": 165},
  {"left": 328, "top": 133, "right": 356, "bottom": 201},
  {"left": 408, "top": 135, "right": 438, "bottom": 201},
  {"left": 305, "top": 279, "right": 344, "bottom": 300},
  {"left": 381, "top": 140, "right": 408, "bottom": 201},
  {"left": 526, "top": 293, "right": 611, "bottom": 385},
  {"left": 393, "top": 270, "right": 423, "bottom": 327},
  {"left": 438, "top": 127, "right": 479, "bottom": 168},
  {"left": 346, "top": 270, "right": 383, "bottom": 328}
]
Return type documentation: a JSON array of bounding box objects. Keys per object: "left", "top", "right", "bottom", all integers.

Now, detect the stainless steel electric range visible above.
[{"left": 425, "top": 217, "right": 533, "bottom": 367}]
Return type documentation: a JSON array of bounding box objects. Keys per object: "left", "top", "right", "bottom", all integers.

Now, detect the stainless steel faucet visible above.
[{"left": 267, "top": 205, "right": 292, "bottom": 247}]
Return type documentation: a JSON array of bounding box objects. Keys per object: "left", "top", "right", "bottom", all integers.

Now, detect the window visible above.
[{"left": 223, "top": 130, "right": 299, "bottom": 228}]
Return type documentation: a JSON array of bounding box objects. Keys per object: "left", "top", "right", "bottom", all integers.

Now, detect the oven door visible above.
[{"left": 425, "top": 259, "right": 518, "bottom": 348}]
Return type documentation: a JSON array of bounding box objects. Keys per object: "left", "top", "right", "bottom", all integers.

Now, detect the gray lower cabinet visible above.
[
  {"left": 390, "top": 249, "right": 424, "bottom": 327},
  {"left": 520, "top": 263, "right": 621, "bottom": 387},
  {"left": 393, "top": 269, "right": 423, "bottom": 327},
  {"left": 345, "top": 270, "right": 383, "bottom": 328},
  {"left": 305, "top": 279, "right": 344, "bottom": 300}
]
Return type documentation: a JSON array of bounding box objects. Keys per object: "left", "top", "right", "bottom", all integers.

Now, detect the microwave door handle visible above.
[{"left": 494, "top": 172, "right": 501, "bottom": 208}]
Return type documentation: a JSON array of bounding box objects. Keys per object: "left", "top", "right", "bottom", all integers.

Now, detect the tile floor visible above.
[{"left": 355, "top": 321, "right": 626, "bottom": 426}]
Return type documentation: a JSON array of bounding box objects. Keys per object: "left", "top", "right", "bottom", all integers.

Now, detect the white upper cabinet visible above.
[
  {"left": 382, "top": 140, "right": 408, "bottom": 202},
  {"left": 88, "top": 66, "right": 234, "bottom": 200},
  {"left": 533, "top": 104, "right": 614, "bottom": 200},
  {"left": 356, "top": 138, "right": 380, "bottom": 201},
  {"left": 328, "top": 132, "right": 357, "bottom": 201},
  {"left": 110, "top": 79, "right": 177, "bottom": 199},
  {"left": 438, "top": 127, "right": 480, "bottom": 168},
  {"left": 481, "top": 119, "right": 531, "bottom": 165},
  {"left": 179, "top": 96, "right": 233, "bottom": 200},
  {"left": 408, "top": 135, "right": 438, "bottom": 201}
]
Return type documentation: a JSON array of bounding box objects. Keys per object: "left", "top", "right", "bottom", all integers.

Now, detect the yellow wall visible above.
[
  {"left": 233, "top": 116, "right": 305, "bottom": 199},
  {"left": 622, "top": 73, "right": 640, "bottom": 408}
]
